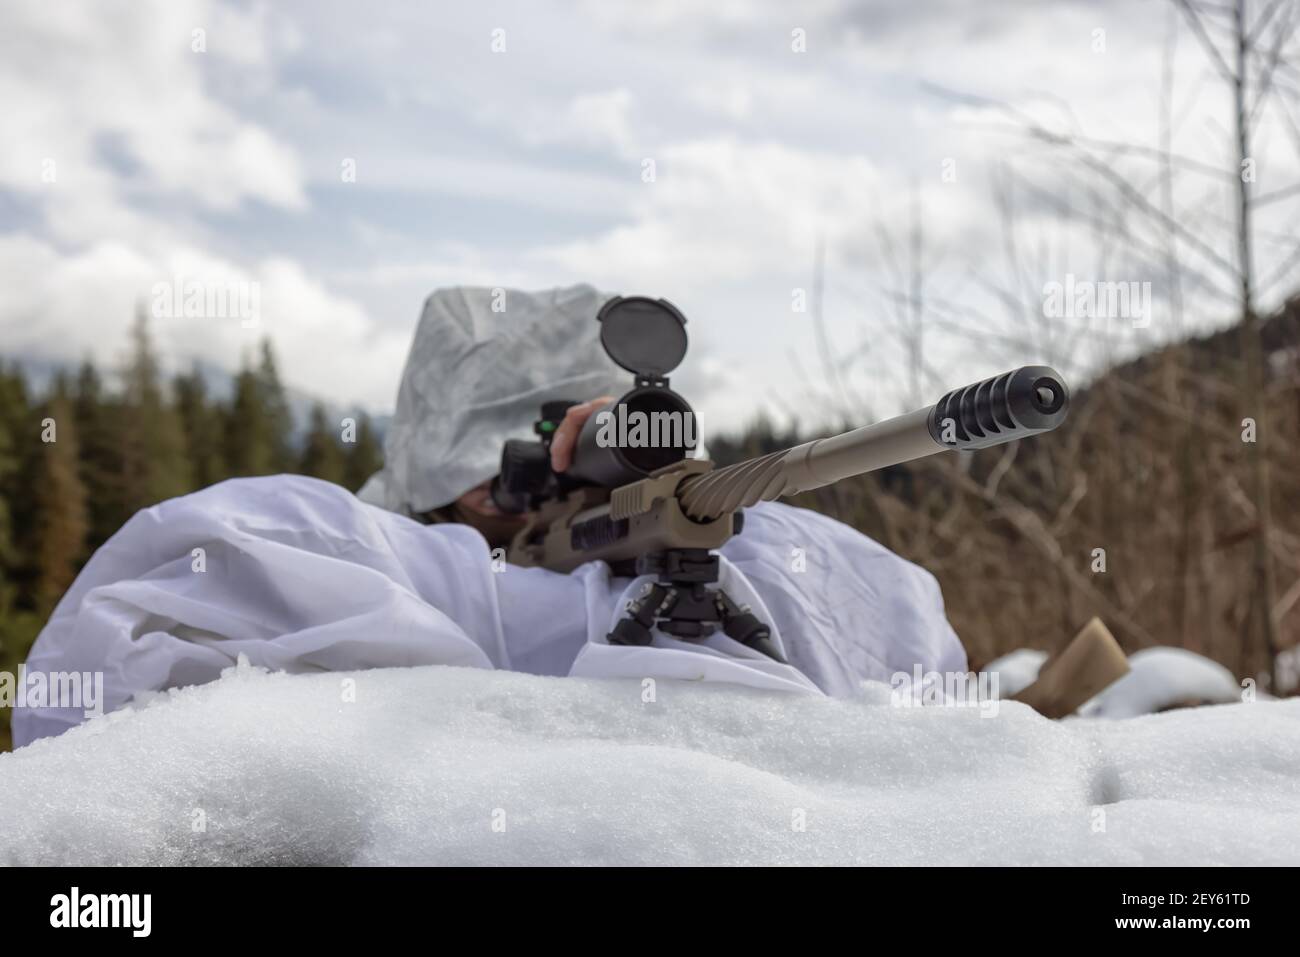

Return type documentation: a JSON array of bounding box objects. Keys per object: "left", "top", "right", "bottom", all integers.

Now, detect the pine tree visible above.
[
  {"left": 299, "top": 403, "right": 345, "bottom": 484},
  {"left": 0, "top": 366, "right": 41, "bottom": 751},
  {"left": 257, "top": 340, "right": 295, "bottom": 473},
  {"left": 119, "top": 308, "right": 191, "bottom": 510},
  {"left": 0, "top": 366, "right": 39, "bottom": 597},
  {"left": 174, "top": 364, "right": 226, "bottom": 489},
  {"left": 73, "top": 359, "right": 128, "bottom": 549},
  {"left": 28, "top": 385, "right": 89, "bottom": 614},
  {"left": 0, "top": 399, "right": 14, "bottom": 590},
  {"left": 343, "top": 411, "right": 383, "bottom": 492},
  {"left": 224, "top": 364, "right": 274, "bottom": 476},
  {"left": 0, "top": 363, "right": 30, "bottom": 607}
]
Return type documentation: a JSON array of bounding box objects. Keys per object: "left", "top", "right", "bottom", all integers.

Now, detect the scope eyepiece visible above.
[{"left": 491, "top": 437, "right": 555, "bottom": 513}]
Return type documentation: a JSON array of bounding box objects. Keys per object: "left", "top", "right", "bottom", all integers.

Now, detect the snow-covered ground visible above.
[{"left": 1, "top": 661, "right": 1297, "bottom": 866}]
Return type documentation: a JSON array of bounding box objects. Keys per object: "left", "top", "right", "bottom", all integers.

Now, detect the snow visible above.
[
  {"left": 1270, "top": 643, "right": 1300, "bottom": 696},
  {"left": 983, "top": 648, "right": 1048, "bottom": 698},
  {"left": 1, "top": 660, "right": 1297, "bottom": 865},
  {"left": 1081, "top": 647, "right": 1244, "bottom": 718},
  {"left": 984, "top": 645, "right": 1246, "bottom": 718}
]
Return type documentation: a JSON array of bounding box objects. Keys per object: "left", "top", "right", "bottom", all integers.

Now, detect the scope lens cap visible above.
[{"left": 596, "top": 296, "right": 688, "bottom": 378}]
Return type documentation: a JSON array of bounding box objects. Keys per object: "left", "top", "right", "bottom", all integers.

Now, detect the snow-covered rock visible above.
[
  {"left": 1, "top": 661, "right": 1297, "bottom": 865},
  {"left": 1081, "top": 647, "right": 1244, "bottom": 718},
  {"left": 984, "top": 645, "right": 1246, "bottom": 717}
]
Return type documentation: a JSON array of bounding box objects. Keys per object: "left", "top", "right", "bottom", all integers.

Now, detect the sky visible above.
[{"left": 3, "top": 0, "right": 1300, "bottom": 432}]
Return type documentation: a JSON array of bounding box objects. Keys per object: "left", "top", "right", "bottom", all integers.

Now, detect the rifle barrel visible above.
[{"left": 678, "top": 365, "right": 1069, "bottom": 521}]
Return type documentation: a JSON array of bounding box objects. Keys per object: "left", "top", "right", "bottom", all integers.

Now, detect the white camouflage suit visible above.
[{"left": 13, "top": 286, "right": 965, "bottom": 747}]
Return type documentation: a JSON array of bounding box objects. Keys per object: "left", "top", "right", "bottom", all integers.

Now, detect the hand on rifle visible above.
[{"left": 550, "top": 396, "right": 615, "bottom": 472}]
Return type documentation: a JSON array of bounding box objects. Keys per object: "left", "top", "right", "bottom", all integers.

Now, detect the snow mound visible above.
[
  {"left": 984, "top": 645, "right": 1245, "bottom": 717},
  {"left": 1082, "top": 647, "right": 1244, "bottom": 718},
  {"left": 2, "top": 662, "right": 1297, "bottom": 865}
]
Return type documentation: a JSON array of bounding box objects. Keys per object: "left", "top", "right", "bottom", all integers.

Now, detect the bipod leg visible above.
[
  {"left": 716, "top": 588, "right": 785, "bottom": 663},
  {"left": 608, "top": 581, "right": 672, "bottom": 647}
]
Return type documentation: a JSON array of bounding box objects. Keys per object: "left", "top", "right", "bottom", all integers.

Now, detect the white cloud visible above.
[
  {"left": 0, "top": 0, "right": 304, "bottom": 224},
  {"left": 0, "top": 0, "right": 378, "bottom": 402},
  {"left": 542, "top": 137, "right": 886, "bottom": 285},
  {"left": 0, "top": 235, "right": 407, "bottom": 409},
  {"left": 520, "top": 88, "right": 640, "bottom": 158},
  {"left": 4, "top": 0, "right": 1300, "bottom": 425}
]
